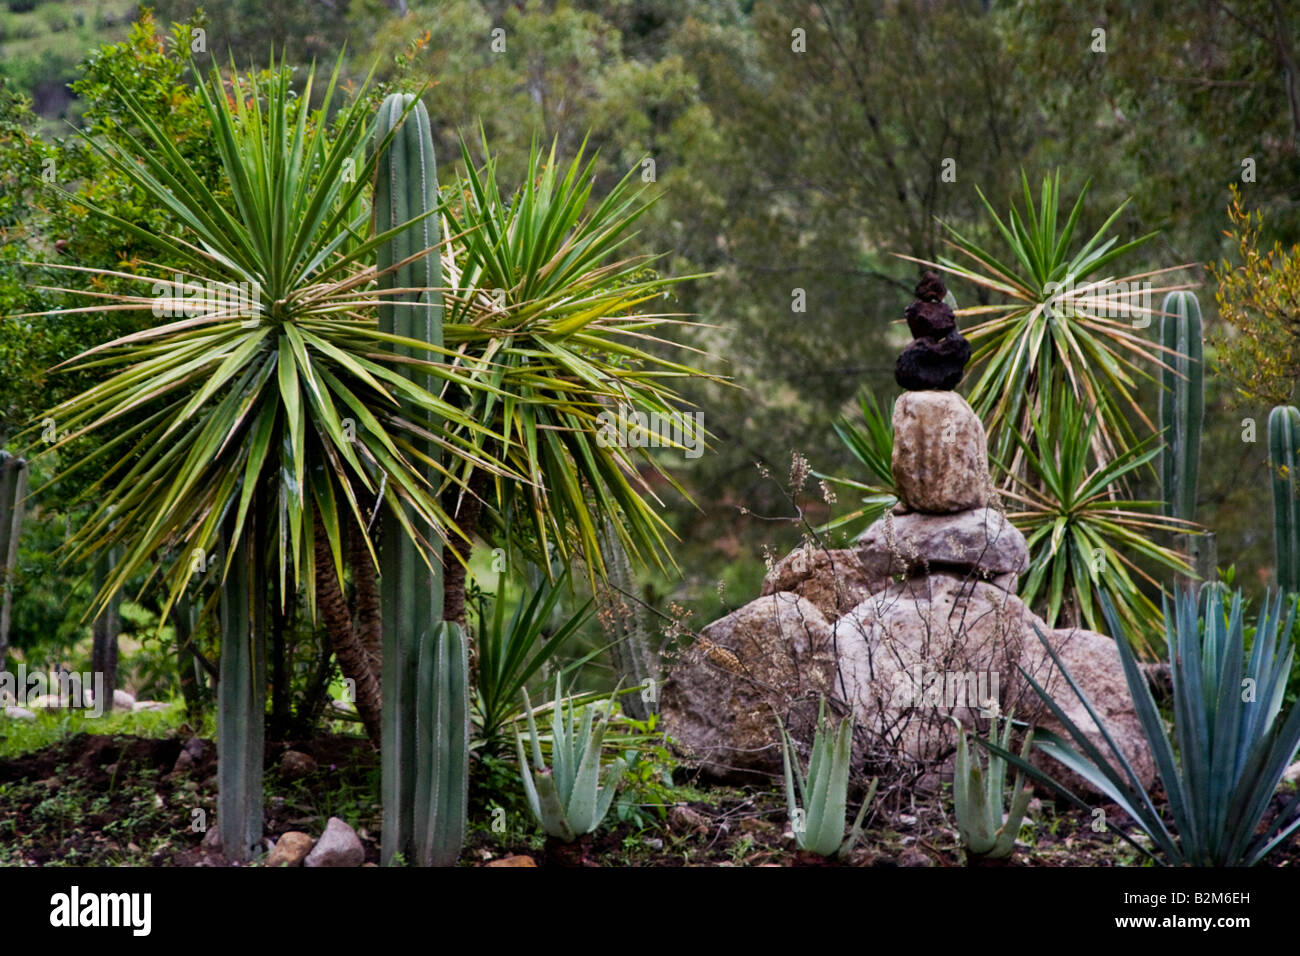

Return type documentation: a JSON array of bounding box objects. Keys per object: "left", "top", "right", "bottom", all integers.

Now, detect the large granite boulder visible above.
[
  {"left": 1021, "top": 625, "right": 1158, "bottom": 794},
  {"left": 835, "top": 573, "right": 1044, "bottom": 781},
  {"left": 835, "top": 574, "right": 1156, "bottom": 793},
  {"left": 661, "top": 592, "right": 840, "bottom": 781}
]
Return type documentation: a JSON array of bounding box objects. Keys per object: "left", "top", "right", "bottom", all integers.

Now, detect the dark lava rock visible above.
[
  {"left": 904, "top": 299, "right": 956, "bottom": 339},
  {"left": 915, "top": 270, "right": 948, "bottom": 303},
  {"left": 894, "top": 330, "right": 972, "bottom": 390}
]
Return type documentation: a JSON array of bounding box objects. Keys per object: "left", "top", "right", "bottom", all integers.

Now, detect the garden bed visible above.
[{"left": 6, "top": 730, "right": 1294, "bottom": 867}]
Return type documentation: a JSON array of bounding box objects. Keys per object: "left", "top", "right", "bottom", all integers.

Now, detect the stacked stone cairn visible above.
[{"left": 662, "top": 273, "right": 1155, "bottom": 796}]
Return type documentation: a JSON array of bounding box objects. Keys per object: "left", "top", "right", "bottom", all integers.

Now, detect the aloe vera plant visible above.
[
  {"left": 986, "top": 588, "right": 1300, "bottom": 866},
  {"left": 1270, "top": 405, "right": 1300, "bottom": 594},
  {"left": 778, "top": 701, "right": 878, "bottom": 860},
  {"left": 952, "top": 713, "right": 1033, "bottom": 861},
  {"left": 516, "top": 677, "right": 626, "bottom": 842},
  {"left": 412, "top": 621, "right": 469, "bottom": 867},
  {"left": 373, "top": 91, "right": 451, "bottom": 867}
]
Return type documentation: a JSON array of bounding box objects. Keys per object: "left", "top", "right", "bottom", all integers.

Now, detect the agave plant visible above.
[
  {"left": 900, "top": 171, "right": 1193, "bottom": 485},
  {"left": 778, "top": 701, "right": 878, "bottom": 860},
  {"left": 987, "top": 588, "right": 1300, "bottom": 867},
  {"left": 1002, "top": 390, "right": 1191, "bottom": 652},
  {"left": 516, "top": 676, "right": 626, "bottom": 842},
  {"left": 439, "top": 134, "right": 719, "bottom": 585},
  {"left": 952, "top": 713, "right": 1033, "bottom": 861}
]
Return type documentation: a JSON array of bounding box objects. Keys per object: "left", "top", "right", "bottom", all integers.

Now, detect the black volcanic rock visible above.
[
  {"left": 894, "top": 270, "right": 970, "bottom": 391},
  {"left": 895, "top": 330, "right": 972, "bottom": 391},
  {"left": 904, "top": 299, "right": 956, "bottom": 339},
  {"left": 914, "top": 271, "right": 947, "bottom": 303}
]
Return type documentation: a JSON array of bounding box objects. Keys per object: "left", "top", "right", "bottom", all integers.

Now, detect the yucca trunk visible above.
[
  {"left": 313, "top": 508, "right": 383, "bottom": 745},
  {"left": 90, "top": 541, "right": 122, "bottom": 709},
  {"left": 217, "top": 504, "right": 267, "bottom": 862}
]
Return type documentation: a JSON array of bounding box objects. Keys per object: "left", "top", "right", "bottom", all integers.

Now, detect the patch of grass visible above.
[{"left": 0, "top": 701, "right": 194, "bottom": 759}]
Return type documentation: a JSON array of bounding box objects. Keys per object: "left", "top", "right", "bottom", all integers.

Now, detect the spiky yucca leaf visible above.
[
  {"left": 15, "top": 60, "right": 512, "bottom": 620},
  {"left": 440, "top": 134, "right": 723, "bottom": 580},
  {"left": 1001, "top": 390, "right": 1192, "bottom": 654}
]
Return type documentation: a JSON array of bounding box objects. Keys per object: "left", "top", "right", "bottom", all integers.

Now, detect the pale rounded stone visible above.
[
  {"left": 1020, "top": 624, "right": 1157, "bottom": 794},
  {"left": 304, "top": 817, "right": 365, "bottom": 867},
  {"left": 891, "top": 391, "right": 990, "bottom": 513}
]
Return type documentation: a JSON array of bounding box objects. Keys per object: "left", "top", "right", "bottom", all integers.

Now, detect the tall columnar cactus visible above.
[
  {"left": 1159, "top": 291, "right": 1204, "bottom": 522},
  {"left": 1158, "top": 291, "right": 1213, "bottom": 583},
  {"left": 373, "top": 93, "right": 450, "bottom": 866},
  {"left": 217, "top": 509, "right": 267, "bottom": 862},
  {"left": 1270, "top": 405, "right": 1300, "bottom": 594},
  {"left": 0, "top": 452, "right": 27, "bottom": 666},
  {"left": 412, "top": 621, "right": 469, "bottom": 866}
]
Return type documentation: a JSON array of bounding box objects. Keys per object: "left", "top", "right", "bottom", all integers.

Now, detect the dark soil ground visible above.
[{"left": 0, "top": 731, "right": 1296, "bottom": 866}]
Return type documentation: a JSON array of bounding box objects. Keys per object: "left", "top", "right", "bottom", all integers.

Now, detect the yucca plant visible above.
[
  {"left": 19, "top": 61, "right": 508, "bottom": 626},
  {"left": 474, "top": 566, "right": 595, "bottom": 750},
  {"left": 12, "top": 60, "right": 509, "bottom": 860},
  {"left": 1002, "top": 389, "right": 1191, "bottom": 653},
  {"left": 439, "top": 134, "right": 719, "bottom": 586},
  {"left": 952, "top": 713, "right": 1033, "bottom": 861},
  {"left": 986, "top": 588, "right": 1300, "bottom": 866},
  {"left": 516, "top": 676, "right": 626, "bottom": 842},
  {"left": 778, "top": 700, "right": 878, "bottom": 860},
  {"left": 901, "top": 171, "right": 1193, "bottom": 487}
]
